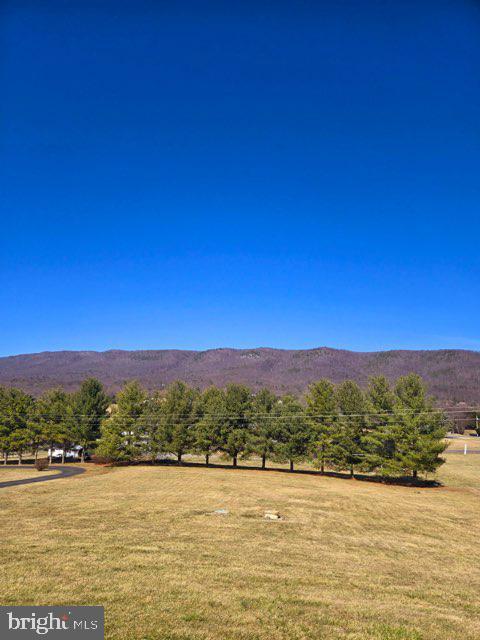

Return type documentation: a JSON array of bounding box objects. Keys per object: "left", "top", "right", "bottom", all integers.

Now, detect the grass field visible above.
[
  {"left": 0, "top": 446, "right": 479, "bottom": 640},
  {"left": 0, "top": 467, "right": 56, "bottom": 482}
]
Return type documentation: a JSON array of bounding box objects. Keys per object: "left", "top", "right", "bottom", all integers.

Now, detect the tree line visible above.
[
  {"left": 0, "top": 374, "right": 448, "bottom": 478},
  {"left": 0, "top": 379, "right": 109, "bottom": 464}
]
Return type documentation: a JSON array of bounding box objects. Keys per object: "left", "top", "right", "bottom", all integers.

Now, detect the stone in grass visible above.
[
  {"left": 212, "top": 508, "right": 229, "bottom": 515},
  {"left": 264, "top": 510, "right": 281, "bottom": 520}
]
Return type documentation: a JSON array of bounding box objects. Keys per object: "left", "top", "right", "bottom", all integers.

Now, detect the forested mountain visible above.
[{"left": 0, "top": 347, "right": 479, "bottom": 403}]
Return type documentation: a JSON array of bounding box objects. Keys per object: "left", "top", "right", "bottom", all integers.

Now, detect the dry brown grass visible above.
[
  {"left": 0, "top": 449, "right": 479, "bottom": 640},
  {"left": 0, "top": 467, "right": 56, "bottom": 481}
]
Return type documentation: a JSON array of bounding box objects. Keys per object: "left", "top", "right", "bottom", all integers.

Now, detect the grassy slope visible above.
[{"left": 0, "top": 450, "right": 479, "bottom": 640}]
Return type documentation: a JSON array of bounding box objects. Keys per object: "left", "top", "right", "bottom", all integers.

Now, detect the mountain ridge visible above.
[{"left": 1, "top": 347, "right": 479, "bottom": 403}]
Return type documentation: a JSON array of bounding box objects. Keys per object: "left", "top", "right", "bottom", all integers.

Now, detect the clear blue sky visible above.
[{"left": 1, "top": 0, "right": 479, "bottom": 357}]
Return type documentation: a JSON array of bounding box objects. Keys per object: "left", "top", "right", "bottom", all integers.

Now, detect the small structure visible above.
[{"left": 48, "top": 445, "right": 86, "bottom": 461}]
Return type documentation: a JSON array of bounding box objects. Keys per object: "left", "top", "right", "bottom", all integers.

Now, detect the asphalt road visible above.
[{"left": 0, "top": 465, "right": 85, "bottom": 489}]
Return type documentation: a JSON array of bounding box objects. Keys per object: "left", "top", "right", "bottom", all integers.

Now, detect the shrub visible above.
[
  {"left": 90, "top": 455, "right": 113, "bottom": 465},
  {"left": 35, "top": 458, "right": 49, "bottom": 471}
]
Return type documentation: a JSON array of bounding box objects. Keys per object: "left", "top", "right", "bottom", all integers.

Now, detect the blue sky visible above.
[{"left": 1, "top": 0, "right": 479, "bottom": 356}]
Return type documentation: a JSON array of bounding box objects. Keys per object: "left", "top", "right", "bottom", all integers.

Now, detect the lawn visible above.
[
  {"left": 0, "top": 467, "right": 56, "bottom": 482},
  {"left": 0, "top": 448, "right": 479, "bottom": 640}
]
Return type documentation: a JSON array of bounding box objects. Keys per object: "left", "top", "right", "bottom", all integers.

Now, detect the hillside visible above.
[{"left": 0, "top": 347, "right": 479, "bottom": 402}]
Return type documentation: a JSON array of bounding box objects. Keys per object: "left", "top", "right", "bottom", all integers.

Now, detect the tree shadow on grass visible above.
[{"left": 118, "top": 458, "right": 440, "bottom": 488}]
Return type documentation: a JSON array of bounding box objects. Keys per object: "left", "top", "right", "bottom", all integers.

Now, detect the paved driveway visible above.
[{"left": 0, "top": 465, "right": 85, "bottom": 489}]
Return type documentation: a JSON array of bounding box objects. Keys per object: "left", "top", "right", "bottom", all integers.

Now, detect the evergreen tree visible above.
[
  {"left": 389, "top": 374, "right": 447, "bottom": 478},
  {"left": 72, "top": 378, "right": 109, "bottom": 461},
  {"left": 9, "top": 428, "right": 31, "bottom": 465},
  {"left": 0, "top": 387, "right": 12, "bottom": 464},
  {"left": 249, "top": 388, "right": 278, "bottom": 469},
  {"left": 37, "top": 388, "right": 74, "bottom": 463},
  {"left": 363, "top": 376, "right": 396, "bottom": 473},
  {"left": 141, "top": 392, "right": 168, "bottom": 462},
  {"left": 221, "top": 384, "right": 253, "bottom": 467},
  {"left": 0, "top": 373, "right": 449, "bottom": 480},
  {"left": 273, "top": 395, "right": 309, "bottom": 471},
  {"left": 334, "top": 380, "right": 367, "bottom": 477},
  {"left": 193, "top": 387, "right": 226, "bottom": 465},
  {"left": 27, "top": 406, "right": 46, "bottom": 463},
  {"left": 97, "top": 381, "right": 146, "bottom": 462},
  {"left": 163, "top": 381, "right": 199, "bottom": 463},
  {"left": 0, "top": 387, "right": 36, "bottom": 464},
  {"left": 305, "top": 379, "right": 337, "bottom": 473}
]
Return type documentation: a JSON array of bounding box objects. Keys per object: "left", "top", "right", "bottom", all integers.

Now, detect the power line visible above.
[{"left": 0, "top": 408, "right": 476, "bottom": 419}]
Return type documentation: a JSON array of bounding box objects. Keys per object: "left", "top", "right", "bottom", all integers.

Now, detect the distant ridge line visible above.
[{"left": 0, "top": 347, "right": 479, "bottom": 403}]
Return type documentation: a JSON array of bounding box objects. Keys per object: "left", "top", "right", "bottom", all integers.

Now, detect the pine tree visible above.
[
  {"left": 0, "top": 387, "right": 36, "bottom": 463},
  {"left": 0, "top": 386, "right": 35, "bottom": 464},
  {"left": 71, "top": 378, "right": 109, "bottom": 461},
  {"left": 305, "top": 379, "right": 337, "bottom": 473},
  {"left": 163, "top": 381, "right": 199, "bottom": 463},
  {"left": 1, "top": 388, "right": 35, "bottom": 460},
  {"left": 221, "top": 384, "right": 253, "bottom": 467},
  {"left": 97, "top": 381, "right": 146, "bottom": 462},
  {"left": 363, "top": 376, "right": 396, "bottom": 474},
  {"left": 193, "top": 387, "right": 226, "bottom": 465},
  {"left": 0, "top": 386, "right": 12, "bottom": 464},
  {"left": 37, "top": 388, "right": 74, "bottom": 463},
  {"left": 334, "top": 380, "right": 367, "bottom": 477},
  {"left": 389, "top": 374, "right": 448, "bottom": 478},
  {"left": 273, "top": 395, "right": 309, "bottom": 471},
  {"left": 27, "top": 407, "right": 46, "bottom": 463},
  {"left": 141, "top": 392, "right": 168, "bottom": 463},
  {"left": 250, "top": 388, "right": 278, "bottom": 469}
]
